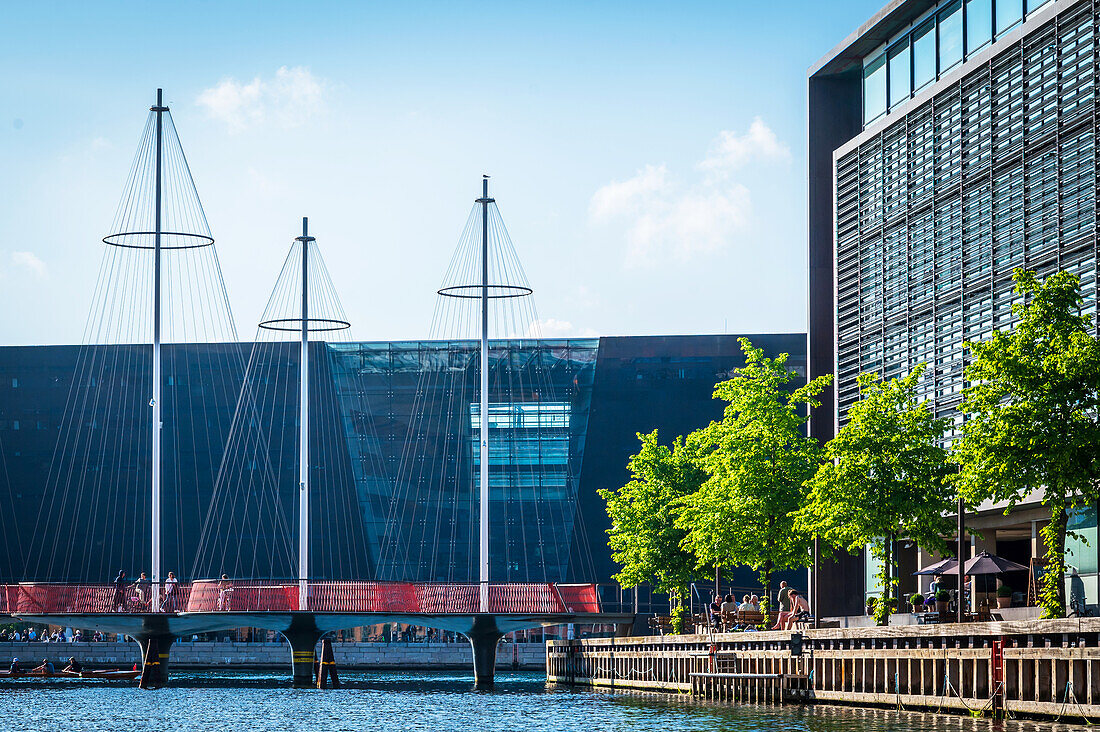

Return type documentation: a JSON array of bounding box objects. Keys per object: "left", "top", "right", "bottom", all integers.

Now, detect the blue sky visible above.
[{"left": 0, "top": 1, "right": 881, "bottom": 345}]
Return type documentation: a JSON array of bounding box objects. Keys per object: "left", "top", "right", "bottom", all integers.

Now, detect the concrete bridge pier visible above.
[
  {"left": 137, "top": 633, "right": 175, "bottom": 689},
  {"left": 283, "top": 624, "right": 323, "bottom": 688},
  {"left": 466, "top": 618, "right": 504, "bottom": 688}
]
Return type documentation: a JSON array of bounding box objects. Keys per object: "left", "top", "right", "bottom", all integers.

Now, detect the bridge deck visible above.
[{"left": 1, "top": 581, "right": 601, "bottom": 615}]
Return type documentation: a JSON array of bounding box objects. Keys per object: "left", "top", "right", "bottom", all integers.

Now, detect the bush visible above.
[
  {"left": 935, "top": 589, "right": 951, "bottom": 602},
  {"left": 909, "top": 593, "right": 924, "bottom": 605},
  {"left": 997, "top": 584, "right": 1013, "bottom": 598}
]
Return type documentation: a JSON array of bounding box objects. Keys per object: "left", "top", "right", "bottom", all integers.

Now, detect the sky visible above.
[{"left": 0, "top": 0, "right": 882, "bottom": 346}]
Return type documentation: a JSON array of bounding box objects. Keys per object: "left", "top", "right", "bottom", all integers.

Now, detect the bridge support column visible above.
[
  {"left": 137, "top": 633, "right": 174, "bottom": 689},
  {"left": 283, "top": 629, "right": 322, "bottom": 688},
  {"left": 468, "top": 627, "right": 504, "bottom": 688}
]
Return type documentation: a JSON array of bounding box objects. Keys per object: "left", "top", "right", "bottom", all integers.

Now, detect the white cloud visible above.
[
  {"left": 11, "top": 251, "right": 46, "bottom": 277},
  {"left": 699, "top": 117, "right": 790, "bottom": 174},
  {"left": 197, "top": 66, "right": 327, "bottom": 132},
  {"left": 525, "top": 318, "right": 599, "bottom": 338},
  {"left": 589, "top": 164, "right": 669, "bottom": 221},
  {"left": 590, "top": 119, "right": 787, "bottom": 264}
]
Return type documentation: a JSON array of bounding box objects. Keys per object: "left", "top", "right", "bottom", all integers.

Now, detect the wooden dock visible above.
[{"left": 547, "top": 618, "right": 1100, "bottom": 720}]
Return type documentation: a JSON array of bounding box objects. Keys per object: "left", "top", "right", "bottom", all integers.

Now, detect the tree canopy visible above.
[
  {"left": 953, "top": 269, "right": 1100, "bottom": 617},
  {"left": 677, "top": 338, "right": 831, "bottom": 617},
  {"left": 598, "top": 430, "right": 707, "bottom": 605},
  {"left": 798, "top": 364, "right": 954, "bottom": 624}
]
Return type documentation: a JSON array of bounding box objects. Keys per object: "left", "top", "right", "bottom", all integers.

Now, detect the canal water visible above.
[{"left": 0, "top": 670, "right": 1090, "bottom": 732}]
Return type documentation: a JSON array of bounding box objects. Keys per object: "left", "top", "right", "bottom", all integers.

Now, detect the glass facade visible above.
[
  {"left": 939, "top": 1, "right": 964, "bottom": 70},
  {"left": 968, "top": 0, "right": 994, "bottom": 51},
  {"left": 0, "top": 334, "right": 808, "bottom": 585},
  {"left": 864, "top": 54, "right": 887, "bottom": 123},
  {"left": 327, "top": 340, "right": 595, "bottom": 584},
  {"left": 864, "top": 0, "right": 1060, "bottom": 128},
  {"left": 839, "top": 2, "right": 1099, "bottom": 435}
]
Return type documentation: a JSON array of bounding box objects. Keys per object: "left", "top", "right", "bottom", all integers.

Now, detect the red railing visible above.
[
  {"left": 4, "top": 582, "right": 193, "bottom": 614},
  {"left": 555, "top": 583, "right": 601, "bottom": 613},
  {"left": 1, "top": 581, "right": 601, "bottom": 615}
]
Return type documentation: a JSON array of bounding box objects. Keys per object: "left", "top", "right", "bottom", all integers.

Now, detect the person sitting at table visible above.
[
  {"left": 709, "top": 594, "right": 723, "bottom": 627},
  {"left": 720, "top": 593, "right": 738, "bottom": 616},
  {"left": 749, "top": 594, "right": 761, "bottom": 611},
  {"left": 738, "top": 594, "right": 754, "bottom": 611}
]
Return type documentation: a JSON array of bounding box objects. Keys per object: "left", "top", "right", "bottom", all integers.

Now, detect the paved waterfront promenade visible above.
[{"left": 0, "top": 640, "right": 547, "bottom": 671}]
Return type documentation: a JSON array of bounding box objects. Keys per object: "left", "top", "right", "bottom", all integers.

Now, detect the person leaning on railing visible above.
[
  {"left": 111, "top": 570, "right": 128, "bottom": 612},
  {"left": 162, "top": 572, "right": 178, "bottom": 611}
]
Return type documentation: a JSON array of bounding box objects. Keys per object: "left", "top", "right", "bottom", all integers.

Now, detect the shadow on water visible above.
[{"left": 0, "top": 671, "right": 1093, "bottom": 732}]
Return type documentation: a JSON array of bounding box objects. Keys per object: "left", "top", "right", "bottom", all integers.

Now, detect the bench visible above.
[{"left": 648, "top": 615, "right": 674, "bottom": 635}]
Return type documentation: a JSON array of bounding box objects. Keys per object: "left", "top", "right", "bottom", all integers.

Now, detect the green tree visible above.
[
  {"left": 678, "top": 338, "right": 831, "bottom": 623},
  {"left": 598, "top": 430, "right": 707, "bottom": 628},
  {"left": 953, "top": 270, "right": 1100, "bottom": 618},
  {"left": 798, "top": 364, "right": 954, "bottom": 626}
]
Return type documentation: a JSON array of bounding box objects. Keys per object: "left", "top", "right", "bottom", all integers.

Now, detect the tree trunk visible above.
[
  {"left": 764, "top": 563, "right": 772, "bottom": 627},
  {"left": 1042, "top": 504, "right": 1068, "bottom": 618}
]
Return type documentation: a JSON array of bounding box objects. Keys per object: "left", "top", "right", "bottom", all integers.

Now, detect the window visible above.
[
  {"left": 996, "top": 0, "right": 1023, "bottom": 34},
  {"left": 913, "top": 19, "right": 937, "bottom": 89},
  {"left": 966, "top": 0, "right": 992, "bottom": 52},
  {"left": 938, "top": 1, "right": 963, "bottom": 71},
  {"left": 864, "top": 54, "right": 887, "bottom": 124},
  {"left": 889, "top": 41, "right": 911, "bottom": 108},
  {"left": 1026, "top": 0, "right": 1051, "bottom": 11}
]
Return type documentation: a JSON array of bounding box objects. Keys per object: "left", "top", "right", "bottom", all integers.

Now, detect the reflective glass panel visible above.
[
  {"left": 864, "top": 53, "right": 886, "bottom": 124},
  {"left": 1026, "top": 0, "right": 1050, "bottom": 12},
  {"left": 889, "top": 41, "right": 910, "bottom": 108},
  {"left": 966, "top": 0, "right": 992, "bottom": 52},
  {"left": 996, "top": 0, "right": 1022, "bottom": 34},
  {"left": 913, "top": 20, "right": 936, "bottom": 89},
  {"left": 1067, "top": 507, "right": 1098, "bottom": 575},
  {"left": 939, "top": 1, "right": 963, "bottom": 71}
]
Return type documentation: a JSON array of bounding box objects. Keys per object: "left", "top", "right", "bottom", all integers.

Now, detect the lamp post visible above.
[{"left": 957, "top": 495, "right": 966, "bottom": 623}]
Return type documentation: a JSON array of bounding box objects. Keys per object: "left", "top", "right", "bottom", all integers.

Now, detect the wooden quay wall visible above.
[{"left": 547, "top": 618, "right": 1100, "bottom": 720}]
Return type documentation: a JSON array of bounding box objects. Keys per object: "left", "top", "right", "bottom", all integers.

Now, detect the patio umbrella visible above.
[
  {"left": 962, "top": 551, "right": 1028, "bottom": 575},
  {"left": 914, "top": 557, "right": 958, "bottom": 575}
]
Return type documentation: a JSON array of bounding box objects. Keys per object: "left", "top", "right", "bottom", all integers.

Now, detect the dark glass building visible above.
[
  {"left": 810, "top": 0, "right": 1100, "bottom": 614},
  {"left": 0, "top": 334, "right": 806, "bottom": 592}
]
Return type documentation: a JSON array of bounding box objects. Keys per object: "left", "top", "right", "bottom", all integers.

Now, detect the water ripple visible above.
[{"left": 0, "top": 671, "right": 1091, "bottom": 732}]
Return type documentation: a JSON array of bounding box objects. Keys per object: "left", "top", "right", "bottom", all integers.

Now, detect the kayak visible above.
[
  {"left": 0, "top": 669, "right": 140, "bottom": 680},
  {"left": 81, "top": 670, "right": 142, "bottom": 680}
]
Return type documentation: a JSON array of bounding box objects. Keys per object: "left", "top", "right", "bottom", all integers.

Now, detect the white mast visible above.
[
  {"left": 478, "top": 176, "right": 492, "bottom": 613},
  {"left": 150, "top": 88, "right": 166, "bottom": 612},
  {"left": 298, "top": 217, "right": 312, "bottom": 611}
]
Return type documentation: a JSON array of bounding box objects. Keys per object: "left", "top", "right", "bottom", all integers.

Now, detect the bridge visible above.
[
  {"left": 2, "top": 90, "right": 632, "bottom": 689},
  {"left": 2, "top": 581, "right": 630, "bottom": 687}
]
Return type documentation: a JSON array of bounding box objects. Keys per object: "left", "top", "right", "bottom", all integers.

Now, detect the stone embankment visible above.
[{"left": 0, "top": 640, "right": 546, "bottom": 670}]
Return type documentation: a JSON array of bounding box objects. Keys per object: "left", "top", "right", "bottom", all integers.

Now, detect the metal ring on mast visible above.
[
  {"left": 257, "top": 317, "right": 351, "bottom": 332},
  {"left": 436, "top": 284, "right": 533, "bottom": 299},
  {"left": 103, "top": 231, "right": 214, "bottom": 249}
]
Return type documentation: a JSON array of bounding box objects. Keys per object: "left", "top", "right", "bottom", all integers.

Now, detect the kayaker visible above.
[
  {"left": 63, "top": 657, "right": 82, "bottom": 673},
  {"left": 31, "top": 658, "right": 55, "bottom": 674},
  {"left": 8, "top": 658, "right": 19, "bottom": 674}
]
